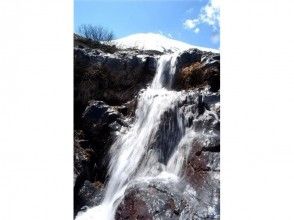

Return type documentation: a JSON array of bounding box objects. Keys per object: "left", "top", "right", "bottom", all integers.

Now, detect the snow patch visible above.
[{"left": 112, "top": 33, "right": 219, "bottom": 53}]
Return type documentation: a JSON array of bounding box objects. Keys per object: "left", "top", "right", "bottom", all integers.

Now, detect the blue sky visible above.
[{"left": 74, "top": 0, "right": 220, "bottom": 49}]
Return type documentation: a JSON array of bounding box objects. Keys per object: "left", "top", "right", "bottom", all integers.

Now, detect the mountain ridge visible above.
[{"left": 112, "top": 33, "right": 219, "bottom": 53}]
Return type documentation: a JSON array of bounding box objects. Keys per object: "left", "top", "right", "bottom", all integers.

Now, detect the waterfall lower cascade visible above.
[{"left": 76, "top": 52, "right": 218, "bottom": 220}]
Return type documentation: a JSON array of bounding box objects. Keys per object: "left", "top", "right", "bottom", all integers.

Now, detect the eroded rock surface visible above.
[{"left": 74, "top": 47, "right": 158, "bottom": 127}]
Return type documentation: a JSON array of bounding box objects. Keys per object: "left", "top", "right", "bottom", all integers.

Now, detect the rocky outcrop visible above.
[
  {"left": 74, "top": 47, "right": 158, "bottom": 129},
  {"left": 81, "top": 100, "right": 127, "bottom": 142},
  {"left": 182, "top": 90, "right": 220, "bottom": 219},
  {"left": 174, "top": 49, "right": 220, "bottom": 92},
  {"left": 77, "top": 101, "right": 126, "bottom": 177},
  {"left": 74, "top": 43, "right": 160, "bottom": 215},
  {"left": 74, "top": 46, "right": 219, "bottom": 128},
  {"left": 74, "top": 37, "right": 220, "bottom": 218}
]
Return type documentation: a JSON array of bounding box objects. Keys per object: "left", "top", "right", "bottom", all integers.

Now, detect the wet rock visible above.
[
  {"left": 116, "top": 181, "right": 186, "bottom": 220},
  {"left": 80, "top": 100, "right": 128, "bottom": 181},
  {"left": 74, "top": 130, "right": 95, "bottom": 185},
  {"left": 75, "top": 180, "right": 105, "bottom": 216},
  {"left": 115, "top": 105, "right": 128, "bottom": 116},
  {"left": 149, "top": 107, "right": 184, "bottom": 164},
  {"left": 82, "top": 101, "right": 121, "bottom": 137},
  {"left": 74, "top": 130, "right": 104, "bottom": 217},
  {"left": 211, "top": 54, "right": 220, "bottom": 61},
  {"left": 73, "top": 101, "right": 129, "bottom": 216},
  {"left": 116, "top": 178, "right": 219, "bottom": 220},
  {"left": 175, "top": 89, "right": 220, "bottom": 219},
  {"left": 183, "top": 139, "right": 220, "bottom": 219},
  {"left": 115, "top": 191, "right": 153, "bottom": 220},
  {"left": 81, "top": 100, "right": 130, "bottom": 143}
]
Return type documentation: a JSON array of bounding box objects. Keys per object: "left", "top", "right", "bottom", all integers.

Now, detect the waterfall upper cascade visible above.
[{"left": 76, "top": 52, "right": 219, "bottom": 220}]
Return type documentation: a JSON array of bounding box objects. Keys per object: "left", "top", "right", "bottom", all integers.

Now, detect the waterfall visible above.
[{"left": 76, "top": 52, "right": 198, "bottom": 220}]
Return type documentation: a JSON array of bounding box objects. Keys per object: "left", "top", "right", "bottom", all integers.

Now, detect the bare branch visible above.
[{"left": 78, "top": 24, "right": 114, "bottom": 42}]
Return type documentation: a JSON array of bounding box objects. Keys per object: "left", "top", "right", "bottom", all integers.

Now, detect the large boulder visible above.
[
  {"left": 82, "top": 100, "right": 125, "bottom": 139},
  {"left": 115, "top": 178, "right": 219, "bottom": 220},
  {"left": 115, "top": 181, "right": 187, "bottom": 220}
]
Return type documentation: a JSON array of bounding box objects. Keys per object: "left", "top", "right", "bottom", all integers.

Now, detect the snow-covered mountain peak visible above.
[{"left": 112, "top": 33, "right": 218, "bottom": 53}]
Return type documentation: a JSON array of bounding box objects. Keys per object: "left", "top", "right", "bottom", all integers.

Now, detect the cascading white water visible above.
[{"left": 76, "top": 52, "right": 198, "bottom": 220}]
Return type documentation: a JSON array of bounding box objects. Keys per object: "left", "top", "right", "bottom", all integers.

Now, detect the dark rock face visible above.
[
  {"left": 174, "top": 49, "right": 220, "bottom": 92},
  {"left": 74, "top": 101, "right": 129, "bottom": 216},
  {"left": 74, "top": 130, "right": 99, "bottom": 216},
  {"left": 176, "top": 49, "right": 203, "bottom": 69},
  {"left": 82, "top": 101, "right": 125, "bottom": 140},
  {"left": 74, "top": 47, "right": 158, "bottom": 130},
  {"left": 75, "top": 180, "right": 105, "bottom": 216},
  {"left": 78, "top": 101, "right": 128, "bottom": 182}
]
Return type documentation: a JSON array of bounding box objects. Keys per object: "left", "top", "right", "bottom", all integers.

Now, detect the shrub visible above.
[{"left": 78, "top": 24, "right": 114, "bottom": 42}]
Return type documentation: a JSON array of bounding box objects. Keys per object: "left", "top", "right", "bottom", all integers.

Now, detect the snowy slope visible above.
[{"left": 112, "top": 33, "right": 219, "bottom": 53}]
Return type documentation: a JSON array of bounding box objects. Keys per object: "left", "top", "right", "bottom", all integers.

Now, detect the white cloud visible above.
[
  {"left": 194, "top": 28, "right": 200, "bottom": 34},
  {"left": 199, "top": 0, "right": 220, "bottom": 30},
  {"left": 183, "top": 0, "right": 220, "bottom": 36},
  {"left": 183, "top": 19, "right": 198, "bottom": 29}
]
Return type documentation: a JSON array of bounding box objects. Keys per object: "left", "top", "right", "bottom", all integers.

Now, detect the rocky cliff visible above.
[{"left": 74, "top": 35, "right": 220, "bottom": 219}]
